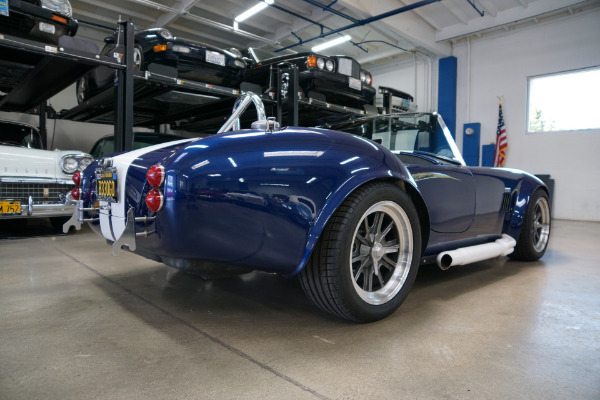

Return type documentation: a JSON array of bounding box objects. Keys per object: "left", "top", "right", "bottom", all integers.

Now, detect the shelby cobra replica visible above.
[{"left": 64, "top": 94, "right": 551, "bottom": 322}]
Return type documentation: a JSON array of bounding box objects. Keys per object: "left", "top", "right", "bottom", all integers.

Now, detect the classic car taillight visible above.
[
  {"left": 72, "top": 171, "right": 81, "bottom": 186},
  {"left": 145, "top": 188, "right": 164, "bottom": 212},
  {"left": 71, "top": 187, "right": 81, "bottom": 201},
  {"left": 146, "top": 165, "right": 165, "bottom": 188}
]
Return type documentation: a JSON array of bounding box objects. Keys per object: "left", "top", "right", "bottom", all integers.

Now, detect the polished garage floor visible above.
[{"left": 0, "top": 219, "right": 599, "bottom": 400}]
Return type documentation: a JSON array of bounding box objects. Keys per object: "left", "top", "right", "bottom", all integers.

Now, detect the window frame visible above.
[{"left": 526, "top": 66, "right": 600, "bottom": 133}]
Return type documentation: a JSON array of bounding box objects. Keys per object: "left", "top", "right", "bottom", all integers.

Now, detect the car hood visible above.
[{"left": 0, "top": 145, "right": 83, "bottom": 180}]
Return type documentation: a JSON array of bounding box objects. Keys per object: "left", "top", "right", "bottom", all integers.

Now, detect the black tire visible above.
[
  {"left": 509, "top": 189, "right": 551, "bottom": 261},
  {"left": 133, "top": 44, "right": 144, "bottom": 69},
  {"left": 299, "top": 182, "right": 422, "bottom": 322},
  {"left": 75, "top": 77, "right": 88, "bottom": 104}
]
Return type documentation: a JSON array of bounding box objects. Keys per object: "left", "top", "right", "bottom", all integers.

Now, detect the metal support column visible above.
[
  {"left": 287, "top": 64, "right": 299, "bottom": 126},
  {"left": 39, "top": 101, "right": 47, "bottom": 149},
  {"left": 114, "top": 20, "right": 135, "bottom": 153}
]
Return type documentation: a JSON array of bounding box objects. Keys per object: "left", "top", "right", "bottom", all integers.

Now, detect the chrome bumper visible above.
[
  {"left": 63, "top": 201, "right": 155, "bottom": 256},
  {"left": 0, "top": 196, "right": 75, "bottom": 219}
]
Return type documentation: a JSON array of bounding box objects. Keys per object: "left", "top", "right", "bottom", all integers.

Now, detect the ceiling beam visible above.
[
  {"left": 437, "top": 0, "right": 589, "bottom": 41},
  {"left": 75, "top": 0, "right": 156, "bottom": 24},
  {"left": 336, "top": 0, "right": 452, "bottom": 56},
  {"left": 155, "top": 0, "right": 201, "bottom": 28}
]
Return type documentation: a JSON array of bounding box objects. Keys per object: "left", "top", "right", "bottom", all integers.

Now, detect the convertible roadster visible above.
[{"left": 64, "top": 94, "right": 551, "bottom": 322}]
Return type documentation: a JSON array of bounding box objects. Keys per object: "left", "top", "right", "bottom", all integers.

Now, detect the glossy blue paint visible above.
[
  {"left": 79, "top": 123, "right": 547, "bottom": 276},
  {"left": 103, "top": 127, "right": 417, "bottom": 276}
]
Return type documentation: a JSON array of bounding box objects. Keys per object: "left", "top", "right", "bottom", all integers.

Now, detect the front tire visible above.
[
  {"left": 299, "top": 182, "right": 422, "bottom": 322},
  {"left": 133, "top": 44, "right": 144, "bottom": 69},
  {"left": 509, "top": 189, "right": 551, "bottom": 261},
  {"left": 75, "top": 77, "right": 88, "bottom": 104}
]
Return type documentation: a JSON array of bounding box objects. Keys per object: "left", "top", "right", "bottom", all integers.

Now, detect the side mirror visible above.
[{"left": 104, "top": 36, "right": 116, "bottom": 44}]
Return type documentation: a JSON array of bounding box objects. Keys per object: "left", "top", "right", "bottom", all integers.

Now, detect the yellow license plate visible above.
[
  {"left": 96, "top": 167, "right": 118, "bottom": 202},
  {"left": 0, "top": 201, "right": 21, "bottom": 215}
]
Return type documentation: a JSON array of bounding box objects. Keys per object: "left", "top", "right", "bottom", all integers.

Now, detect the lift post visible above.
[{"left": 114, "top": 20, "right": 135, "bottom": 153}]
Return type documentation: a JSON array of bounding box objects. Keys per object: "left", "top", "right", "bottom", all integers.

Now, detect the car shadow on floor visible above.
[
  {"left": 85, "top": 250, "right": 546, "bottom": 332},
  {"left": 0, "top": 218, "right": 69, "bottom": 239}
]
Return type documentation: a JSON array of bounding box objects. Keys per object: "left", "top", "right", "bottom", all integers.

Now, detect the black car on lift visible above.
[
  {"left": 0, "top": 0, "right": 78, "bottom": 44},
  {"left": 242, "top": 48, "right": 376, "bottom": 109},
  {"left": 76, "top": 28, "right": 248, "bottom": 104}
]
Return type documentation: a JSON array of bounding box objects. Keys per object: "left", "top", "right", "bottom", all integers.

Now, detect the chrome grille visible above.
[{"left": 0, "top": 182, "right": 72, "bottom": 204}]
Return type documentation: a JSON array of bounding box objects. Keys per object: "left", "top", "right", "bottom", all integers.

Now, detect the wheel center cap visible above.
[{"left": 372, "top": 243, "right": 385, "bottom": 261}]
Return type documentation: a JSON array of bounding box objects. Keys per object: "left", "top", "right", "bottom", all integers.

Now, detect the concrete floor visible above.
[{"left": 0, "top": 219, "right": 599, "bottom": 400}]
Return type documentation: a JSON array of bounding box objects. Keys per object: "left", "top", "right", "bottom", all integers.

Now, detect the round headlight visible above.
[
  {"left": 78, "top": 157, "right": 93, "bottom": 171},
  {"left": 365, "top": 72, "right": 372, "bottom": 85},
  {"left": 360, "top": 71, "right": 366, "bottom": 82},
  {"left": 317, "top": 58, "right": 325, "bottom": 70},
  {"left": 60, "top": 156, "right": 78, "bottom": 174},
  {"left": 60, "top": 154, "right": 94, "bottom": 174},
  {"left": 325, "top": 59, "right": 334, "bottom": 72},
  {"left": 159, "top": 29, "right": 173, "bottom": 40},
  {"left": 229, "top": 48, "right": 243, "bottom": 58},
  {"left": 40, "top": 0, "right": 72, "bottom": 17}
]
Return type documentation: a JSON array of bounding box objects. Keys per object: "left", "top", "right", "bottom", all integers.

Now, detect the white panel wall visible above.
[
  {"left": 372, "top": 8, "right": 600, "bottom": 221},
  {"left": 370, "top": 55, "right": 437, "bottom": 113},
  {"left": 454, "top": 9, "right": 600, "bottom": 222}
]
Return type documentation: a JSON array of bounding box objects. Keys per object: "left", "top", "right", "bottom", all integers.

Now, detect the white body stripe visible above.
[{"left": 98, "top": 138, "right": 195, "bottom": 242}]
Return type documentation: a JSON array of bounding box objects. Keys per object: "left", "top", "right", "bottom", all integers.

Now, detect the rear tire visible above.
[
  {"left": 509, "top": 189, "right": 551, "bottom": 261},
  {"left": 133, "top": 45, "right": 144, "bottom": 69},
  {"left": 75, "top": 77, "right": 88, "bottom": 104},
  {"left": 299, "top": 182, "right": 421, "bottom": 322}
]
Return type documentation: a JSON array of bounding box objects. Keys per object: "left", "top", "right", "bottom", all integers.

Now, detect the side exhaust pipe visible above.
[{"left": 436, "top": 234, "right": 516, "bottom": 270}]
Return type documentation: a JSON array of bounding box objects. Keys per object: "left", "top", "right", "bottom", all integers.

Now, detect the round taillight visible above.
[
  {"left": 147, "top": 164, "right": 165, "bottom": 188},
  {"left": 72, "top": 170, "right": 81, "bottom": 186},
  {"left": 145, "top": 188, "right": 164, "bottom": 212},
  {"left": 71, "top": 187, "right": 81, "bottom": 200}
]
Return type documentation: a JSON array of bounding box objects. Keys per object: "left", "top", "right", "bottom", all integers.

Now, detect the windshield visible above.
[
  {"left": 321, "top": 113, "right": 465, "bottom": 166},
  {"left": 0, "top": 121, "right": 43, "bottom": 149}
]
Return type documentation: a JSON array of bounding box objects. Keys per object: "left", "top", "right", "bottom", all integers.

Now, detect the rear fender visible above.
[{"left": 288, "top": 167, "right": 428, "bottom": 277}]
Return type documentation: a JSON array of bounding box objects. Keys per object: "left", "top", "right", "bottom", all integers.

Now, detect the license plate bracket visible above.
[
  {"left": 348, "top": 77, "right": 361, "bottom": 91},
  {"left": 96, "top": 167, "right": 118, "bottom": 202},
  {"left": 206, "top": 50, "right": 225, "bottom": 66}
]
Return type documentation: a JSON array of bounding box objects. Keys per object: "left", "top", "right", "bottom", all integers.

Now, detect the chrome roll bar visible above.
[{"left": 218, "top": 92, "right": 267, "bottom": 133}]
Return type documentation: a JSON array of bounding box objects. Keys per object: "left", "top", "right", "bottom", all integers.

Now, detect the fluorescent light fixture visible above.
[
  {"left": 235, "top": 0, "right": 274, "bottom": 23},
  {"left": 312, "top": 35, "right": 352, "bottom": 52}
]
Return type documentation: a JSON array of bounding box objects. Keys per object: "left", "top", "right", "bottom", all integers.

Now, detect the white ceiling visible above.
[{"left": 71, "top": 0, "right": 599, "bottom": 67}]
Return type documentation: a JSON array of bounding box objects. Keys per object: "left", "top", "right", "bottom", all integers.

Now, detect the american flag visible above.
[{"left": 494, "top": 103, "right": 508, "bottom": 167}]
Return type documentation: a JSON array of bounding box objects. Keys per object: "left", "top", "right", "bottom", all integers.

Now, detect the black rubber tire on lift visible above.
[{"left": 299, "top": 181, "right": 422, "bottom": 323}]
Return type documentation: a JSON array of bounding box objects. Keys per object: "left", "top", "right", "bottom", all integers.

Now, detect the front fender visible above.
[{"left": 505, "top": 170, "right": 547, "bottom": 239}]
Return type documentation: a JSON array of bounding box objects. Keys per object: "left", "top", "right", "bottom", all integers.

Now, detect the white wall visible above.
[
  {"left": 454, "top": 9, "right": 600, "bottom": 221},
  {"left": 370, "top": 54, "right": 437, "bottom": 113},
  {"left": 372, "top": 8, "right": 600, "bottom": 222}
]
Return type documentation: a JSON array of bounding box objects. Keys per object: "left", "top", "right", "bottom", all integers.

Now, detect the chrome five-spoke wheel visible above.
[
  {"left": 350, "top": 201, "right": 413, "bottom": 305},
  {"left": 299, "top": 182, "right": 421, "bottom": 322}
]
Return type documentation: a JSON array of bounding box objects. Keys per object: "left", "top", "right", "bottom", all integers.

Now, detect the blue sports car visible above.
[{"left": 64, "top": 94, "right": 551, "bottom": 322}]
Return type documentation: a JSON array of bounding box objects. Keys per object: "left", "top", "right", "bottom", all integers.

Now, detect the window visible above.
[{"left": 527, "top": 67, "right": 600, "bottom": 132}]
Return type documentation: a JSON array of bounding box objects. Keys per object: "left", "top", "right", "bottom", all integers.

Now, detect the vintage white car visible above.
[{"left": 0, "top": 119, "right": 93, "bottom": 229}]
